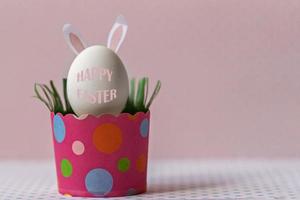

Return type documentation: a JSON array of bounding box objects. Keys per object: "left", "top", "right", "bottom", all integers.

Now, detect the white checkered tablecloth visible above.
[{"left": 1, "top": 160, "right": 300, "bottom": 200}]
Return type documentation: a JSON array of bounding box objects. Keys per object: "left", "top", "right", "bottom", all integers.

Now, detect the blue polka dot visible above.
[
  {"left": 53, "top": 114, "right": 65, "bottom": 143},
  {"left": 85, "top": 168, "right": 113, "bottom": 196},
  {"left": 127, "top": 188, "right": 138, "bottom": 196},
  {"left": 140, "top": 119, "right": 149, "bottom": 138}
]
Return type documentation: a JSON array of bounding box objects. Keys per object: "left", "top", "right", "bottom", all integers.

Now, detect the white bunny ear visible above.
[
  {"left": 107, "top": 15, "right": 128, "bottom": 53},
  {"left": 63, "top": 24, "right": 87, "bottom": 55}
]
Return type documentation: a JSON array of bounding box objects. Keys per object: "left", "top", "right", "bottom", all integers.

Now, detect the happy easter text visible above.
[{"left": 76, "top": 67, "right": 117, "bottom": 104}]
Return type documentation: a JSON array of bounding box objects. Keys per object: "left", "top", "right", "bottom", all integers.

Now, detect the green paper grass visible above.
[
  {"left": 34, "top": 79, "right": 74, "bottom": 115},
  {"left": 33, "top": 77, "right": 161, "bottom": 115},
  {"left": 122, "top": 77, "right": 161, "bottom": 114}
]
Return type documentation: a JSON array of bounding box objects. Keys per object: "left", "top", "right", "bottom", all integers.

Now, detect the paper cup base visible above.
[{"left": 59, "top": 188, "right": 146, "bottom": 198}]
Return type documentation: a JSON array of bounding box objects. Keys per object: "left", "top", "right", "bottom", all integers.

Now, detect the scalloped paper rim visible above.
[{"left": 51, "top": 111, "right": 150, "bottom": 121}]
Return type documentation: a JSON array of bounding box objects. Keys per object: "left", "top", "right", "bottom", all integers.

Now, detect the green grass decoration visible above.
[
  {"left": 62, "top": 79, "right": 74, "bottom": 114},
  {"left": 122, "top": 78, "right": 161, "bottom": 114},
  {"left": 34, "top": 78, "right": 161, "bottom": 115},
  {"left": 33, "top": 79, "right": 74, "bottom": 115}
]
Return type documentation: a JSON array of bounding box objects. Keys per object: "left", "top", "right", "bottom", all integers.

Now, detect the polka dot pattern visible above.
[
  {"left": 128, "top": 114, "right": 137, "bottom": 120},
  {"left": 72, "top": 140, "right": 85, "bottom": 155},
  {"left": 61, "top": 159, "right": 72, "bottom": 177},
  {"left": 85, "top": 168, "right": 113, "bottom": 196},
  {"left": 118, "top": 157, "right": 130, "bottom": 172},
  {"left": 127, "top": 188, "right": 138, "bottom": 196},
  {"left": 140, "top": 119, "right": 149, "bottom": 138},
  {"left": 51, "top": 111, "right": 150, "bottom": 197},
  {"left": 93, "top": 123, "right": 122, "bottom": 154},
  {"left": 136, "top": 154, "right": 147, "bottom": 173},
  {"left": 53, "top": 114, "right": 66, "bottom": 143}
]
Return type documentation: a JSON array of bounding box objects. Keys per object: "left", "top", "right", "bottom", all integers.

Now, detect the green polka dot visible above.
[
  {"left": 61, "top": 159, "right": 73, "bottom": 177},
  {"left": 118, "top": 157, "right": 130, "bottom": 172}
]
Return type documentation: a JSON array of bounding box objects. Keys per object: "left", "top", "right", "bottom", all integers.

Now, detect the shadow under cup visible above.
[{"left": 50, "top": 111, "right": 150, "bottom": 197}]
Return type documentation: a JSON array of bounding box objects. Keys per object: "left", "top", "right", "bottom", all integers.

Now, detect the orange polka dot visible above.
[
  {"left": 136, "top": 154, "right": 147, "bottom": 172},
  {"left": 93, "top": 123, "right": 122, "bottom": 154},
  {"left": 128, "top": 114, "right": 138, "bottom": 120}
]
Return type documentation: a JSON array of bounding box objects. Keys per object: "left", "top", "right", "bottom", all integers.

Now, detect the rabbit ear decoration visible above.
[
  {"left": 107, "top": 15, "right": 128, "bottom": 53},
  {"left": 63, "top": 24, "right": 87, "bottom": 55}
]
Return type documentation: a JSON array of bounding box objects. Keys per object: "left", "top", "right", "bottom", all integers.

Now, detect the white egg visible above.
[{"left": 67, "top": 45, "right": 129, "bottom": 116}]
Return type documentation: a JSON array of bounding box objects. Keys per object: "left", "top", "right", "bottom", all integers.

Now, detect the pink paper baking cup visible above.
[{"left": 50, "top": 111, "right": 150, "bottom": 197}]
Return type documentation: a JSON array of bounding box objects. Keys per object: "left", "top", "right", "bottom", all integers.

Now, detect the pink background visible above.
[{"left": 1, "top": 0, "right": 300, "bottom": 159}]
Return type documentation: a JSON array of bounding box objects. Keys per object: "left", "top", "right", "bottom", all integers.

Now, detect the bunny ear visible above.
[
  {"left": 107, "top": 15, "right": 128, "bottom": 53},
  {"left": 63, "top": 24, "right": 87, "bottom": 55}
]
